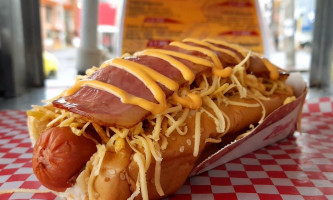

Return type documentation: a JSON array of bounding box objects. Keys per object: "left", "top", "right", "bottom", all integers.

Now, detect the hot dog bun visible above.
[
  {"left": 27, "top": 38, "right": 296, "bottom": 199},
  {"left": 61, "top": 94, "right": 288, "bottom": 200},
  {"left": 28, "top": 115, "right": 46, "bottom": 145}
]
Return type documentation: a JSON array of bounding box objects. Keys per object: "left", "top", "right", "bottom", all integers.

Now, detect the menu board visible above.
[{"left": 121, "top": 0, "right": 264, "bottom": 54}]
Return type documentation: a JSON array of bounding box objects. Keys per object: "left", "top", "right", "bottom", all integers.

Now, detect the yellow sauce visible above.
[
  {"left": 109, "top": 58, "right": 179, "bottom": 92},
  {"left": 172, "top": 93, "right": 202, "bottom": 109},
  {"left": 134, "top": 50, "right": 195, "bottom": 83},
  {"left": 182, "top": 38, "right": 242, "bottom": 63},
  {"left": 63, "top": 79, "right": 166, "bottom": 114},
  {"left": 60, "top": 38, "right": 280, "bottom": 115},
  {"left": 203, "top": 38, "right": 248, "bottom": 58},
  {"left": 170, "top": 41, "right": 223, "bottom": 68},
  {"left": 262, "top": 58, "right": 280, "bottom": 80},
  {"left": 143, "top": 48, "right": 212, "bottom": 67},
  {"left": 212, "top": 67, "right": 233, "bottom": 78}
]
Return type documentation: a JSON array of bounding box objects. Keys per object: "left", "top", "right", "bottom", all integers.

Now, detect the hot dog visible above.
[
  {"left": 27, "top": 38, "right": 295, "bottom": 199},
  {"left": 32, "top": 127, "right": 97, "bottom": 192}
]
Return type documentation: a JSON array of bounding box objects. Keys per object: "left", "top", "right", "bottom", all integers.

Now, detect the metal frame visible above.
[
  {"left": 309, "top": 0, "right": 333, "bottom": 88},
  {"left": 0, "top": 0, "right": 44, "bottom": 97}
]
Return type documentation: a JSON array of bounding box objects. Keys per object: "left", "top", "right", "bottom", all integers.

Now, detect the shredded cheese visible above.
[
  {"left": 47, "top": 112, "right": 66, "bottom": 128},
  {"left": 214, "top": 83, "right": 230, "bottom": 95},
  {"left": 92, "top": 123, "right": 109, "bottom": 144},
  {"left": 283, "top": 96, "right": 296, "bottom": 105},
  {"left": 193, "top": 110, "right": 203, "bottom": 157},
  {"left": 144, "top": 136, "right": 162, "bottom": 162},
  {"left": 133, "top": 153, "right": 148, "bottom": 200},
  {"left": 205, "top": 137, "right": 222, "bottom": 143},
  {"left": 221, "top": 98, "right": 260, "bottom": 108},
  {"left": 114, "top": 138, "right": 125, "bottom": 152},
  {"left": 110, "top": 127, "right": 129, "bottom": 138},
  {"left": 203, "top": 97, "right": 225, "bottom": 133},
  {"left": 151, "top": 114, "right": 163, "bottom": 141},
  {"left": 132, "top": 136, "right": 151, "bottom": 171},
  {"left": 88, "top": 145, "right": 106, "bottom": 200},
  {"left": 159, "top": 133, "right": 168, "bottom": 150},
  {"left": 165, "top": 108, "right": 189, "bottom": 137},
  {"left": 0, "top": 189, "right": 56, "bottom": 195},
  {"left": 143, "top": 135, "right": 164, "bottom": 196},
  {"left": 154, "top": 160, "right": 164, "bottom": 196},
  {"left": 200, "top": 76, "right": 219, "bottom": 97},
  {"left": 127, "top": 175, "right": 141, "bottom": 200},
  {"left": 248, "top": 94, "right": 266, "bottom": 124},
  {"left": 26, "top": 38, "right": 295, "bottom": 200}
]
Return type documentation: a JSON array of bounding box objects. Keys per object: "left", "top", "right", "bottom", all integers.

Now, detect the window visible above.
[
  {"left": 47, "top": 30, "right": 52, "bottom": 39},
  {"left": 46, "top": 6, "right": 52, "bottom": 23}
]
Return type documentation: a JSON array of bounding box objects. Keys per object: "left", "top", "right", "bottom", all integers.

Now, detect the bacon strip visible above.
[
  {"left": 52, "top": 43, "right": 281, "bottom": 128},
  {"left": 53, "top": 46, "right": 212, "bottom": 128}
]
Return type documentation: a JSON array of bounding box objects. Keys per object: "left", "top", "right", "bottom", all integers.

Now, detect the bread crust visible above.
[
  {"left": 27, "top": 37, "right": 295, "bottom": 199},
  {"left": 28, "top": 115, "right": 47, "bottom": 146},
  {"left": 62, "top": 94, "right": 288, "bottom": 200}
]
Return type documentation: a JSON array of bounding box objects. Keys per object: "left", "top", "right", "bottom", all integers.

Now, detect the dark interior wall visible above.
[
  {"left": 0, "top": 0, "right": 44, "bottom": 97},
  {"left": 309, "top": 0, "right": 333, "bottom": 88},
  {"left": 0, "top": 0, "right": 15, "bottom": 97},
  {"left": 22, "top": 0, "right": 44, "bottom": 88}
]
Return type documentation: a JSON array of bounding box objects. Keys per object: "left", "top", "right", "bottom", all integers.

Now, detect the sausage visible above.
[
  {"left": 91, "top": 94, "right": 289, "bottom": 200},
  {"left": 27, "top": 38, "right": 296, "bottom": 199},
  {"left": 32, "top": 127, "right": 97, "bottom": 192}
]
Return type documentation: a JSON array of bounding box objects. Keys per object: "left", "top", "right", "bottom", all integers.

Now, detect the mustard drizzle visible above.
[
  {"left": 169, "top": 41, "right": 223, "bottom": 68},
  {"left": 134, "top": 50, "right": 195, "bottom": 83},
  {"left": 60, "top": 38, "right": 277, "bottom": 115}
]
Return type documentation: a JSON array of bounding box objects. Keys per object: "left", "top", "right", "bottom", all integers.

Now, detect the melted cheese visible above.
[
  {"left": 183, "top": 38, "right": 241, "bottom": 63},
  {"left": 64, "top": 79, "right": 166, "bottom": 115},
  {"left": 60, "top": 38, "right": 243, "bottom": 115},
  {"left": 170, "top": 41, "right": 222, "bottom": 68},
  {"left": 182, "top": 38, "right": 237, "bottom": 78},
  {"left": 283, "top": 96, "right": 296, "bottom": 105},
  {"left": 144, "top": 48, "right": 212, "bottom": 67},
  {"left": 108, "top": 58, "right": 179, "bottom": 92},
  {"left": 262, "top": 58, "right": 280, "bottom": 80},
  {"left": 172, "top": 93, "right": 202, "bottom": 109},
  {"left": 203, "top": 38, "right": 248, "bottom": 59},
  {"left": 135, "top": 50, "right": 195, "bottom": 83},
  {"left": 212, "top": 67, "right": 233, "bottom": 78},
  {"left": 28, "top": 38, "right": 294, "bottom": 200}
]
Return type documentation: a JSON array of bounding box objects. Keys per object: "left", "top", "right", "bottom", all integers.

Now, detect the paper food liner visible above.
[{"left": 191, "top": 73, "right": 307, "bottom": 175}]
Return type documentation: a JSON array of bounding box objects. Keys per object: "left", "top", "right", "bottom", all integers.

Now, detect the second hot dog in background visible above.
[{"left": 27, "top": 38, "right": 299, "bottom": 200}]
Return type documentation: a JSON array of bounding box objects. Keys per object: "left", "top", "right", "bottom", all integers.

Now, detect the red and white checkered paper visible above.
[{"left": 1, "top": 97, "right": 333, "bottom": 200}]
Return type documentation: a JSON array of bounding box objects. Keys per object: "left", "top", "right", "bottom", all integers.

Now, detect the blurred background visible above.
[{"left": 0, "top": 0, "right": 332, "bottom": 110}]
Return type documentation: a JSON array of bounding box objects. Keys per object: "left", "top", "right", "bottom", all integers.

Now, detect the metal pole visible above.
[
  {"left": 284, "top": 0, "right": 295, "bottom": 69},
  {"left": 309, "top": 0, "right": 333, "bottom": 88},
  {"left": 76, "top": 0, "right": 100, "bottom": 75}
]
